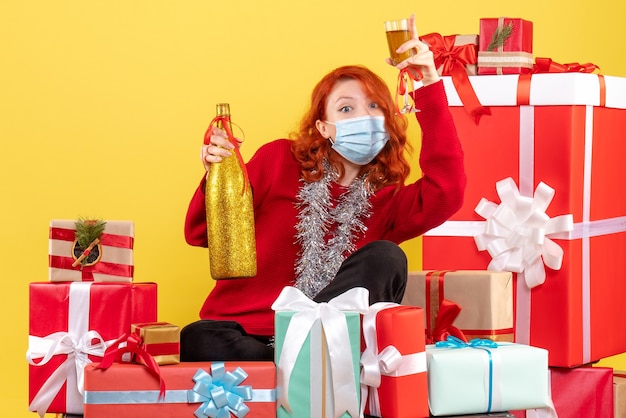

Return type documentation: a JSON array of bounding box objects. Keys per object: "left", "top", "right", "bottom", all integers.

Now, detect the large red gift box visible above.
[
  {"left": 49, "top": 219, "right": 135, "bottom": 282},
  {"left": 511, "top": 366, "right": 613, "bottom": 418},
  {"left": 477, "top": 18, "right": 533, "bottom": 75},
  {"left": 27, "top": 281, "right": 157, "bottom": 416},
  {"left": 423, "top": 73, "right": 626, "bottom": 367},
  {"left": 83, "top": 361, "right": 276, "bottom": 417},
  {"left": 360, "top": 303, "right": 428, "bottom": 418}
]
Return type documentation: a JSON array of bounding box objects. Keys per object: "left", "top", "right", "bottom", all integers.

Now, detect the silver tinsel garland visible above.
[{"left": 293, "top": 160, "right": 373, "bottom": 298}]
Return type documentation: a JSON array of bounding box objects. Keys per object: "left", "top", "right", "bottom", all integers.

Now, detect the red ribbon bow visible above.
[
  {"left": 517, "top": 58, "right": 604, "bottom": 107},
  {"left": 420, "top": 33, "right": 491, "bottom": 124},
  {"left": 426, "top": 298, "right": 468, "bottom": 344},
  {"left": 96, "top": 333, "right": 166, "bottom": 400},
  {"left": 532, "top": 57, "right": 600, "bottom": 74}
]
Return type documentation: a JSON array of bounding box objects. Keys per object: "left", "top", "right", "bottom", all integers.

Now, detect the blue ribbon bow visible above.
[
  {"left": 435, "top": 336, "right": 499, "bottom": 412},
  {"left": 435, "top": 335, "right": 499, "bottom": 349},
  {"left": 187, "top": 363, "right": 253, "bottom": 418}
]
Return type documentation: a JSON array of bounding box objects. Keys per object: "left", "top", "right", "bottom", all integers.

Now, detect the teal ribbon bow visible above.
[
  {"left": 435, "top": 336, "right": 499, "bottom": 412},
  {"left": 187, "top": 363, "right": 253, "bottom": 418},
  {"left": 435, "top": 335, "right": 498, "bottom": 349}
]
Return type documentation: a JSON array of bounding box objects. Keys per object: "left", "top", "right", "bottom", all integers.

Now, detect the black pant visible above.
[{"left": 180, "top": 240, "right": 407, "bottom": 361}]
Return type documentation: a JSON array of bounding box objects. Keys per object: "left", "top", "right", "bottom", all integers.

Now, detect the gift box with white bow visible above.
[
  {"left": 83, "top": 361, "right": 276, "bottom": 417},
  {"left": 427, "top": 338, "right": 550, "bottom": 416},
  {"left": 27, "top": 281, "right": 157, "bottom": 416},
  {"left": 272, "top": 286, "right": 367, "bottom": 418},
  {"left": 360, "top": 303, "right": 429, "bottom": 418},
  {"left": 423, "top": 73, "right": 626, "bottom": 367}
]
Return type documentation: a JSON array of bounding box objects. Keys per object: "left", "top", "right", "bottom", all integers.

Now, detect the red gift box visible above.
[
  {"left": 511, "top": 366, "right": 614, "bottom": 418},
  {"left": 477, "top": 18, "right": 533, "bottom": 75},
  {"left": 27, "top": 281, "right": 157, "bottom": 416},
  {"left": 48, "top": 219, "right": 135, "bottom": 282},
  {"left": 83, "top": 361, "right": 276, "bottom": 417},
  {"left": 360, "top": 303, "right": 429, "bottom": 418},
  {"left": 424, "top": 73, "right": 626, "bottom": 367}
]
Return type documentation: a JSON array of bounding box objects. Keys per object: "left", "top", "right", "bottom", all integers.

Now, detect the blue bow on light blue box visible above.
[{"left": 427, "top": 336, "right": 551, "bottom": 416}]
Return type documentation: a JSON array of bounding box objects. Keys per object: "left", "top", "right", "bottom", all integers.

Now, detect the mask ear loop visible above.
[
  {"left": 395, "top": 66, "right": 423, "bottom": 114},
  {"left": 203, "top": 115, "right": 250, "bottom": 195}
]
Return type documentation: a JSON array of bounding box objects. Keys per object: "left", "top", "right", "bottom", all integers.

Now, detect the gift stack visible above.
[
  {"left": 26, "top": 219, "right": 161, "bottom": 417},
  {"left": 272, "top": 286, "right": 430, "bottom": 418},
  {"left": 409, "top": 15, "right": 626, "bottom": 418}
]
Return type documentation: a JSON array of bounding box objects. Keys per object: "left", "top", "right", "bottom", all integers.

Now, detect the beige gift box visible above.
[
  {"left": 616, "top": 370, "right": 626, "bottom": 418},
  {"left": 48, "top": 219, "right": 135, "bottom": 282},
  {"left": 402, "top": 270, "right": 513, "bottom": 342}
]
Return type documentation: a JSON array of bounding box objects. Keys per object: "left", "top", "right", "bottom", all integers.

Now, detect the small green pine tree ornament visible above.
[
  {"left": 72, "top": 218, "right": 107, "bottom": 267},
  {"left": 487, "top": 22, "right": 514, "bottom": 51}
]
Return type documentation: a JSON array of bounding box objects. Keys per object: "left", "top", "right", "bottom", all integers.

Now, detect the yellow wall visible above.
[{"left": 3, "top": 0, "right": 625, "bottom": 416}]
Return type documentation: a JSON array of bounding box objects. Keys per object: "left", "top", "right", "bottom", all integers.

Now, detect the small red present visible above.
[
  {"left": 131, "top": 322, "right": 180, "bottom": 365},
  {"left": 360, "top": 303, "right": 429, "bottom": 418},
  {"left": 477, "top": 18, "right": 533, "bottom": 75},
  {"left": 511, "top": 366, "right": 614, "bottom": 418},
  {"left": 83, "top": 361, "right": 276, "bottom": 417},
  {"left": 27, "top": 281, "right": 157, "bottom": 416},
  {"left": 48, "top": 219, "right": 135, "bottom": 282}
]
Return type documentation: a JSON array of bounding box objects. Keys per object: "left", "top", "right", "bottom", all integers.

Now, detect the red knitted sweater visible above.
[{"left": 184, "top": 80, "right": 466, "bottom": 336}]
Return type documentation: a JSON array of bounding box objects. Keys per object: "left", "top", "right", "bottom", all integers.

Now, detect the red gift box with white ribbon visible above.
[
  {"left": 27, "top": 281, "right": 157, "bottom": 416},
  {"left": 423, "top": 73, "right": 626, "bottom": 367},
  {"left": 360, "top": 303, "right": 429, "bottom": 418},
  {"left": 48, "top": 219, "right": 135, "bottom": 282}
]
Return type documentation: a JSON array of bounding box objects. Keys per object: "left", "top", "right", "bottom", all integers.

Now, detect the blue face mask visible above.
[{"left": 326, "top": 115, "right": 390, "bottom": 165}]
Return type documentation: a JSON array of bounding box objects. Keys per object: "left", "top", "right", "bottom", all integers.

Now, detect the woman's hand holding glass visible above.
[{"left": 386, "top": 14, "right": 440, "bottom": 86}]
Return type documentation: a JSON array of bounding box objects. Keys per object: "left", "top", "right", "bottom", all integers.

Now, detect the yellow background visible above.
[{"left": 2, "top": 0, "right": 625, "bottom": 416}]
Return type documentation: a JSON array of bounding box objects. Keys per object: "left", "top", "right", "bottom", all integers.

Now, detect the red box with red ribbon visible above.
[
  {"left": 83, "top": 361, "right": 276, "bottom": 417},
  {"left": 48, "top": 219, "right": 135, "bottom": 282},
  {"left": 27, "top": 281, "right": 157, "bottom": 416},
  {"left": 402, "top": 271, "right": 514, "bottom": 343},
  {"left": 423, "top": 73, "right": 626, "bottom": 367},
  {"left": 511, "top": 366, "right": 614, "bottom": 418},
  {"left": 361, "top": 303, "right": 429, "bottom": 418},
  {"left": 477, "top": 18, "right": 533, "bottom": 75}
]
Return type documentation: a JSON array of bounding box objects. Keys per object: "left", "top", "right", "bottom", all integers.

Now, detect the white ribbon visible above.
[
  {"left": 359, "top": 302, "right": 427, "bottom": 418},
  {"left": 26, "top": 282, "right": 111, "bottom": 417},
  {"left": 271, "top": 286, "right": 369, "bottom": 418},
  {"left": 474, "top": 177, "right": 574, "bottom": 290}
]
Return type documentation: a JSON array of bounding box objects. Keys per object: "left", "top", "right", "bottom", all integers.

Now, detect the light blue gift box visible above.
[
  {"left": 426, "top": 340, "right": 550, "bottom": 416},
  {"left": 274, "top": 310, "right": 361, "bottom": 418}
]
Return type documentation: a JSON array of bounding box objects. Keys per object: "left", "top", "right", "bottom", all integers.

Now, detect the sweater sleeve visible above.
[
  {"left": 382, "top": 80, "right": 466, "bottom": 243},
  {"left": 184, "top": 175, "right": 209, "bottom": 247}
]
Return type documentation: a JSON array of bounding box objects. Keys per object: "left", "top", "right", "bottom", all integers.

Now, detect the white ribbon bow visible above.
[
  {"left": 26, "top": 330, "right": 110, "bottom": 417},
  {"left": 474, "top": 177, "right": 574, "bottom": 289},
  {"left": 359, "top": 302, "right": 427, "bottom": 418},
  {"left": 271, "top": 286, "right": 369, "bottom": 418}
]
